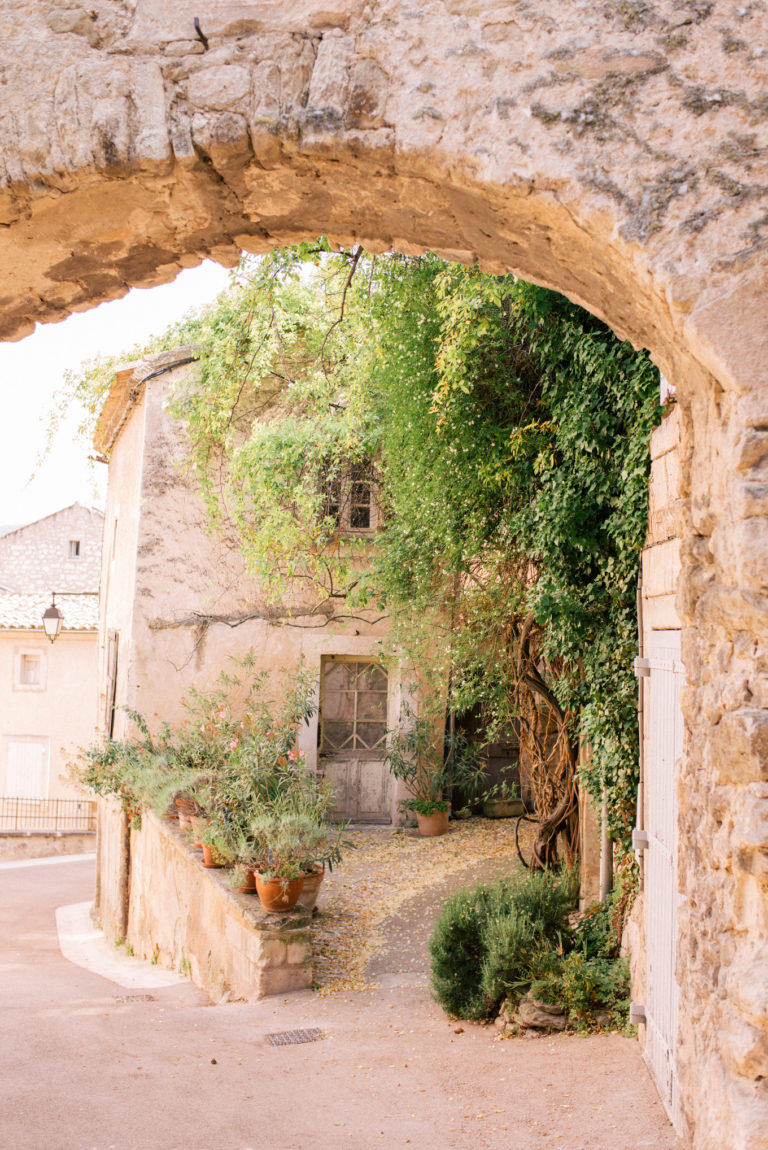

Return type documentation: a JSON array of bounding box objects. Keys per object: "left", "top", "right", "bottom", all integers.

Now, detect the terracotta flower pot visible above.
[
  {"left": 201, "top": 842, "right": 227, "bottom": 869},
  {"left": 189, "top": 815, "right": 208, "bottom": 848},
  {"left": 235, "top": 867, "right": 257, "bottom": 894},
  {"left": 176, "top": 795, "right": 201, "bottom": 816},
  {"left": 297, "top": 866, "right": 324, "bottom": 911},
  {"left": 415, "top": 809, "right": 450, "bottom": 837},
  {"left": 254, "top": 873, "right": 304, "bottom": 912}
]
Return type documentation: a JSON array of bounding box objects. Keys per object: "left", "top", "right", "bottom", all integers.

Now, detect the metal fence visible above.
[{"left": 0, "top": 796, "right": 97, "bottom": 833}]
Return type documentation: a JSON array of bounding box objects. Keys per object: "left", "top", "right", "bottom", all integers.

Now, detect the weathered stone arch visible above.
[{"left": 1, "top": 3, "right": 767, "bottom": 1146}]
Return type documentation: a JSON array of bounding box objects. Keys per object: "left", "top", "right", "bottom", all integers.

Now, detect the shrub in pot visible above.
[{"left": 385, "top": 704, "right": 484, "bottom": 837}]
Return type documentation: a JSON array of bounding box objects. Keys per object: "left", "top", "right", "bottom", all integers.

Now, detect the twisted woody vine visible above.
[{"left": 64, "top": 243, "right": 660, "bottom": 880}]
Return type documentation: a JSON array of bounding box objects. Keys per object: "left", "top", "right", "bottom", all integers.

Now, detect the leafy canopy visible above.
[{"left": 66, "top": 245, "right": 660, "bottom": 851}]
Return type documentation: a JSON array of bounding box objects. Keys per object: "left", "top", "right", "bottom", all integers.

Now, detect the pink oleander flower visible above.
[{"left": 229, "top": 739, "right": 239, "bottom": 751}]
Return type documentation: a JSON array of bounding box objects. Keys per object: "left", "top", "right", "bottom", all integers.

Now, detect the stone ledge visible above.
[
  {"left": 101, "top": 807, "right": 312, "bottom": 1002},
  {"left": 0, "top": 831, "right": 96, "bottom": 860}
]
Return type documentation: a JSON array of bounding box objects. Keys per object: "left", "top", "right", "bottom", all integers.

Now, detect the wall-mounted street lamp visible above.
[
  {"left": 41, "top": 591, "right": 96, "bottom": 644},
  {"left": 42, "top": 594, "right": 64, "bottom": 643}
]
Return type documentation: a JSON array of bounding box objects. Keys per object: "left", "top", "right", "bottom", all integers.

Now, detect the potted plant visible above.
[
  {"left": 384, "top": 707, "right": 454, "bottom": 837},
  {"left": 295, "top": 819, "right": 352, "bottom": 910}
]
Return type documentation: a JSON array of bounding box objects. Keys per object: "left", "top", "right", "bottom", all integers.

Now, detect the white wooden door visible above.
[
  {"left": 319, "top": 658, "right": 393, "bottom": 824},
  {"left": 6, "top": 738, "right": 48, "bottom": 798},
  {"left": 641, "top": 631, "right": 684, "bottom": 1128}
]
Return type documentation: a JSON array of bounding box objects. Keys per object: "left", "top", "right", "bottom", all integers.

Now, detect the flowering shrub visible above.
[{"left": 72, "top": 656, "right": 342, "bottom": 878}]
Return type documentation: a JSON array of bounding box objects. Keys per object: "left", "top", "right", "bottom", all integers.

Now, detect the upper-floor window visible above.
[
  {"left": 68, "top": 539, "right": 81, "bottom": 559},
  {"left": 323, "top": 460, "right": 379, "bottom": 535},
  {"left": 14, "top": 650, "right": 46, "bottom": 691}
]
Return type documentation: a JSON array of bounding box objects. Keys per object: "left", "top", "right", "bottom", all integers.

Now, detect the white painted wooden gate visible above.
[
  {"left": 5, "top": 738, "right": 48, "bottom": 797},
  {"left": 636, "top": 631, "right": 684, "bottom": 1128}
]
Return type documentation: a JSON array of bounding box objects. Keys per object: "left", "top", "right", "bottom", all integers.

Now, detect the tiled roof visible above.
[{"left": 0, "top": 592, "right": 99, "bottom": 632}]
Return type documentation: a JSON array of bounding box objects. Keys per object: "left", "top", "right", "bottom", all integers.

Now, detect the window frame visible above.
[
  {"left": 318, "top": 655, "right": 389, "bottom": 758},
  {"left": 322, "top": 459, "right": 380, "bottom": 537},
  {"left": 13, "top": 647, "right": 47, "bottom": 692}
]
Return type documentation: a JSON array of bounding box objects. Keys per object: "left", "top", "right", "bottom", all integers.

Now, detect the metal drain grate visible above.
[
  {"left": 114, "top": 994, "right": 157, "bottom": 1004},
  {"left": 265, "top": 1027, "right": 326, "bottom": 1047}
]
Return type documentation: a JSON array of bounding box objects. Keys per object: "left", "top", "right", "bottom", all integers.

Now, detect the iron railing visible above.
[{"left": 0, "top": 796, "right": 97, "bottom": 833}]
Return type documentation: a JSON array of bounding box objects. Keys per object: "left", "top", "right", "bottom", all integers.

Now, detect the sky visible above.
[{"left": 0, "top": 261, "right": 231, "bottom": 529}]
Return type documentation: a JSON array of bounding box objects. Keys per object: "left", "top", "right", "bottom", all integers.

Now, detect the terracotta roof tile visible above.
[{"left": 0, "top": 592, "right": 99, "bottom": 631}]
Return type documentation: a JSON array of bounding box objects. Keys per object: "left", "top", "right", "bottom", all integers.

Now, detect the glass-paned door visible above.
[{"left": 319, "top": 658, "right": 392, "bottom": 823}]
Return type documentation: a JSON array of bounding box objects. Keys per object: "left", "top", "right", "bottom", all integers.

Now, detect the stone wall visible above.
[
  {"left": 0, "top": 505, "right": 104, "bottom": 594},
  {"left": 0, "top": 832, "right": 95, "bottom": 860},
  {"left": 96, "top": 804, "right": 312, "bottom": 1001},
  {"left": 0, "top": 3, "right": 766, "bottom": 1145}
]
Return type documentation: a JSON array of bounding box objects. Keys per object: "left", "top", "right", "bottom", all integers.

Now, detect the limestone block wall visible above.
[
  {"left": 0, "top": 3, "right": 766, "bottom": 1144},
  {"left": 0, "top": 505, "right": 104, "bottom": 594},
  {"left": 97, "top": 805, "right": 312, "bottom": 1001},
  {"left": 0, "top": 831, "right": 95, "bottom": 861}
]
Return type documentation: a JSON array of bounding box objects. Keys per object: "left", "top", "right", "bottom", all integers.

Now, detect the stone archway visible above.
[{"left": 1, "top": 3, "right": 767, "bottom": 1146}]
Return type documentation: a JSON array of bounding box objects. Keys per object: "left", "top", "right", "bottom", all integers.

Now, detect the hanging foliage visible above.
[{"left": 64, "top": 245, "right": 660, "bottom": 864}]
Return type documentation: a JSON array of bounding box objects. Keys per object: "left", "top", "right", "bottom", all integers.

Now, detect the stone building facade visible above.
[
  {"left": 0, "top": 506, "right": 102, "bottom": 833},
  {"left": 92, "top": 349, "right": 410, "bottom": 984},
  {"left": 93, "top": 350, "right": 404, "bottom": 815},
  {"left": 0, "top": 504, "right": 103, "bottom": 593},
  {"left": 0, "top": 3, "right": 767, "bottom": 1146}
]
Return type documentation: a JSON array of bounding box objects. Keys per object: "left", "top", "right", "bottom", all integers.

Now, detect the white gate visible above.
[
  {"left": 5, "top": 737, "right": 49, "bottom": 798},
  {"left": 636, "top": 631, "right": 684, "bottom": 1128}
]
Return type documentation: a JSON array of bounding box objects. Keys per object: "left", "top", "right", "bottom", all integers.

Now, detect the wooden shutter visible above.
[{"left": 105, "top": 630, "right": 119, "bottom": 738}]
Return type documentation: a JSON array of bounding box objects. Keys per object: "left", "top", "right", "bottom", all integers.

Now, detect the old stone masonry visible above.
[{"left": 1, "top": 3, "right": 767, "bottom": 1147}]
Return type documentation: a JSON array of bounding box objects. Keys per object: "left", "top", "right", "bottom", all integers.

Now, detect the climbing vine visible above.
[{"left": 64, "top": 245, "right": 660, "bottom": 860}]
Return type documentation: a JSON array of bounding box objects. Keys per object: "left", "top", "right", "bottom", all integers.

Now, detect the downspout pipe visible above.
[
  {"left": 600, "top": 792, "right": 614, "bottom": 902},
  {"left": 634, "top": 567, "right": 646, "bottom": 891}
]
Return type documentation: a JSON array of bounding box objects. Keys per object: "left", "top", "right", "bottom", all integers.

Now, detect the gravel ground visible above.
[{"left": 312, "top": 817, "right": 534, "bottom": 994}]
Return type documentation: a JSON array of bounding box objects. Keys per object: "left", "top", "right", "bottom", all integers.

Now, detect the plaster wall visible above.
[
  {"left": 101, "top": 354, "right": 410, "bottom": 822},
  {"left": 98, "top": 377, "right": 147, "bottom": 740},
  {"left": 0, "top": 629, "right": 99, "bottom": 802}
]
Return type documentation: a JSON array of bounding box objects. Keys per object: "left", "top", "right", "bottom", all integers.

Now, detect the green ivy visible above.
[{"left": 62, "top": 247, "right": 660, "bottom": 857}]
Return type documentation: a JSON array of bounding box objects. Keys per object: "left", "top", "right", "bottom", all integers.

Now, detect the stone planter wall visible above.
[
  {"left": 0, "top": 831, "right": 96, "bottom": 861},
  {"left": 96, "top": 804, "right": 312, "bottom": 1001},
  {"left": 4, "top": 3, "right": 768, "bottom": 1144}
]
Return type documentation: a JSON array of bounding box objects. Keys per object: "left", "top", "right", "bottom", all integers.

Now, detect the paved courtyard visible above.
[{"left": 0, "top": 848, "right": 679, "bottom": 1149}]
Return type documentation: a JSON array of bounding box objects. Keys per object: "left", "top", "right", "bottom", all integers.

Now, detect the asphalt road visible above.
[{"left": 0, "top": 855, "right": 679, "bottom": 1150}]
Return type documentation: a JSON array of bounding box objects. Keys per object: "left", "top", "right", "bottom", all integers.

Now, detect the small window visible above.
[
  {"left": 348, "top": 464, "right": 372, "bottom": 530},
  {"left": 322, "top": 459, "right": 378, "bottom": 535},
  {"left": 69, "top": 539, "right": 81, "bottom": 559},
  {"left": 20, "top": 654, "right": 41, "bottom": 686},
  {"left": 14, "top": 650, "right": 46, "bottom": 691}
]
